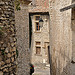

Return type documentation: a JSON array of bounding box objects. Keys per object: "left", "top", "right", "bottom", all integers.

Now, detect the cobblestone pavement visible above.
[{"left": 33, "top": 66, "right": 50, "bottom": 75}]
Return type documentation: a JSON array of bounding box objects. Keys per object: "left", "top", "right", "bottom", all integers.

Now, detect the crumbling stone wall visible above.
[{"left": 0, "top": 0, "right": 17, "bottom": 75}]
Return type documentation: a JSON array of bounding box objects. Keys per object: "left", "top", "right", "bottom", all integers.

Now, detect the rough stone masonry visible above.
[{"left": 0, "top": 0, "right": 17, "bottom": 75}]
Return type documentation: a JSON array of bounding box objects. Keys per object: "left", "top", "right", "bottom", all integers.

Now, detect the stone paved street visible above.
[{"left": 33, "top": 66, "right": 50, "bottom": 75}]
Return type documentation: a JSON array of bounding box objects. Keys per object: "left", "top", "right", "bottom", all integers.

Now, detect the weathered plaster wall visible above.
[
  {"left": 49, "top": 0, "right": 73, "bottom": 75},
  {"left": 15, "top": 4, "right": 30, "bottom": 75},
  {"left": 0, "top": 0, "right": 17, "bottom": 75}
]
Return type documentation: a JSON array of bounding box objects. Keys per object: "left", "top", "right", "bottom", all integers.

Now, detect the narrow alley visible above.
[{"left": 33, "top": 65, "right": 50, "bottom": 75}]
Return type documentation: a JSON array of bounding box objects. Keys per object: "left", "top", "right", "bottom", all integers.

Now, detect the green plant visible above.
[
  {"left": 0, "top": 27, "right": 2, "bottom": 29},
  {"left": 16, "top": 2, "right": 21, "bottom": 11},
  {"left": 15, "top": 0, "right": 21, "bottom": 11},
  {"left": 1, "top": 50, "right": 6, "bottom": 61},
  {"left": 16, "top": 49, "right": 18, "bottom": 58},
  {"left": 15, "top": 0, "right": 27, "bottom": 11},
  {"left": 0, "top": 49, "right": 6, "bottom": 56},
  {"left": 1, "top": 50, "right": 5, "bottom": 55}
]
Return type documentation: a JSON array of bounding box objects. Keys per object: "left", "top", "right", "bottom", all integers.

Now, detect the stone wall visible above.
[
  {"left": 15, "top": 4, "right": 30, "bottom": 75},
  {"left": 49, "top": 0, "right": 73, "bottom": 75},
  {"left": 0, "top": 0, "right": 17, "bottom": 75}
]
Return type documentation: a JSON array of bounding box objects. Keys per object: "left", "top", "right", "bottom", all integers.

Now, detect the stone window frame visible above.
[
  {"left": 34, "top": 15, "right": 41, "bottom": 32},
  {"left": 35, "top": 41, "right": 41, "bottom": 55}
]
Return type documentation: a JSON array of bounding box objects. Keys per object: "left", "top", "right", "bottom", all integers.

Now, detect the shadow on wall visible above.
[
  {"left": 61, "top": 2, "right": 75, "bottom": 75},
  {"left": 50, "top": 49, "right": 73, "bottom": 75}
]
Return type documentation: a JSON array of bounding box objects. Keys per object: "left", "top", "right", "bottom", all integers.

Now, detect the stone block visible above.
[
  {"left": 0, "top": 71, "right": 3, "bottom": 75},
  {"left": 12, "top": 52, "right": 16, "bottom": 56},
  {"left": 5, "top": 2, "right": 8, "bottom": 5},
  {"left": 14, "top": 42, "right": 16, "bottom": 46},
  {"left": 11, "top": 43, "right": 14, "bottom": 47},
  {"left": 12, "top": 47, "right": 16, "bottom": 52},
  {"left": 9, "top": 67, "right": 12, "bottom": 72},
  {"left": 5, "top": 48, "right": 9, "bottom": 53},
  {"left": 13, "top": 38, "right": 16, "bottom": 42},
  {"left": 0, "top": 2, "right": 4, "bottom": 5},
  {"left": 13, "top": 52, "right": 16, "bottom": 55},
  {"left": 6, "top": 63, "right": 11, "bottom": 67},
  {"left": 0, "top": 51, "right": 2, "bottom": 55},
  {"left": 0, "top": 57, "right": 2, "bottom": 61},
  {"left": 3, "top": 44, "right": 6, "bottom": 48},
  {"left": 5, "top": 6, "right": 8, "bottom": 9},
  {"left": 11, "top": 57, "right": 14, "bottom": 62},
  {"left": 7, "top": 53, "right": 11, "bottom": 58},
  {"left": 6, "top": 59, "right": 10, "bottom": 64},
  {"left": 1, "top": 61, "right": 5, "bottom": 66},
  {"left": 3, "top": 68, "right": 8, "bottom": 72}
]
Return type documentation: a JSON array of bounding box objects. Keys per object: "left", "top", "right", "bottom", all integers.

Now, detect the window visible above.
[
  {"left": 36, "top": 47, "right": 41, "bottom": 54},
  {"left": 34, "top": 16, "right": 40, "bottom": 31},
  {"left": 35, "top": 16, "right": 40, "bottom": 20},
  {"left": 36, "top": 42, "right": 41, "bottom": 45},
  {"left": 35, "top": 41, "right": 41, "bottom": 54},
  {"left": 36, "top": 22, "right": 40, "bottom": 31}
]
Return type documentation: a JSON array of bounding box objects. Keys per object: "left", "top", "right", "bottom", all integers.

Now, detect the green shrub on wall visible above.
[
  {"left": 15, "top": 0, "right": 27, "bottom": 11},
  {"left": 15, "top": 0, "right": 21, "bottom": 11},
  {"left": 16, "top": 49, "right": 18, "bottom": 58}
]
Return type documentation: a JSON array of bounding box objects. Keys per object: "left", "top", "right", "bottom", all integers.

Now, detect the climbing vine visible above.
[{"left": 16, "top": 49, "right": 18, "bottom": 58}]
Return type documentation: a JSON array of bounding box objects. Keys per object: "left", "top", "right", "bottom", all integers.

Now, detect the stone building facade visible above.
[
  {"left": 49, "top": 0, "right": 75, "bottom": 75},
  {"left": 15, "top": 0, "right": 32, "bottom": 75},
  {"left": 0, "top": 0, "right": 17, "bottom": 75},
  {"left": 29, "top": 0, "right": 50, "bottom": 66}
]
